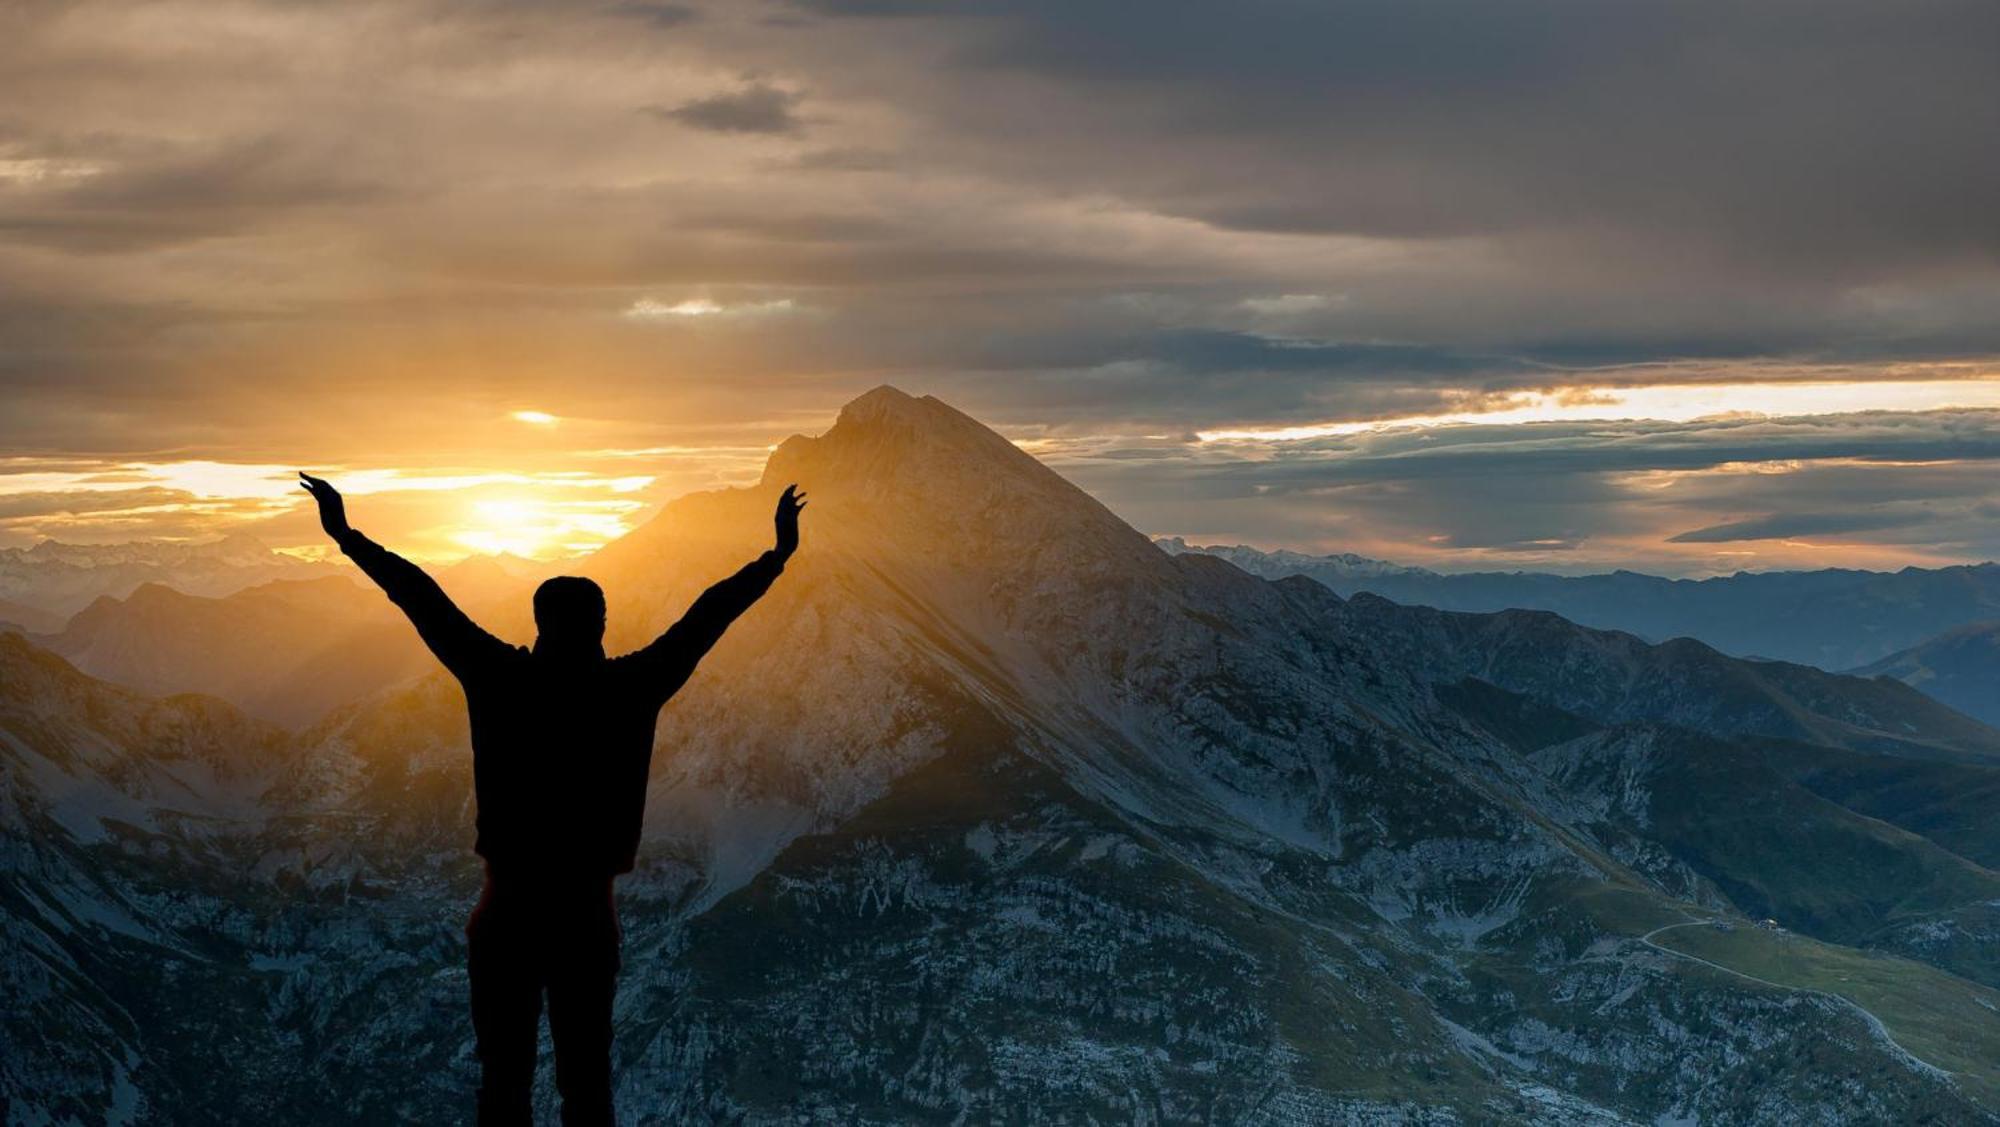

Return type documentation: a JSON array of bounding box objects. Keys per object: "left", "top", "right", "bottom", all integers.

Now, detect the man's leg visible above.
[
  {"left": 467, "top": 881, "right": 542, "bottom": 1127},
  {"left": 547, "top": 884, "right": 620, "bottom": 1127}
]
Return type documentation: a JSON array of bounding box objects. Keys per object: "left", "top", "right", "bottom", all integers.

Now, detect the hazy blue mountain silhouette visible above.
[
  {"left": 1855, "top": 621, "right": 2000, "bottom": 727},
  {"left": 1162, "top": 538, "right": 2000, "bottom": 671}
]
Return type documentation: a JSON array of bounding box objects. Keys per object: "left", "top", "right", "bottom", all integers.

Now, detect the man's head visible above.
[{"left": 533, "top": 575, "right": 606, "bottom": 650}]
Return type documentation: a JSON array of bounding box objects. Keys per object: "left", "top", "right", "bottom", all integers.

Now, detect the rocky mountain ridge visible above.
[{"left": 0, "top": 533, "right": 346, "bottom": 618}]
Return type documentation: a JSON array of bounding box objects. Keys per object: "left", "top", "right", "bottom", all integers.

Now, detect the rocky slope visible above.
[{"left": 6, "top": 387, "right": 2000, "bottom": 1123}]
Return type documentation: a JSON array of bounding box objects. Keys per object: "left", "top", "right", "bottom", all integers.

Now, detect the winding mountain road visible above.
[{"left": 1638, "top": 921, "right": 1954, "bottom": 1081}]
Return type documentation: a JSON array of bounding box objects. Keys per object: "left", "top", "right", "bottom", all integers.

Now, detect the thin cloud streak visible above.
[{"left": 1194, "top": 377, "right": 2000, "bottom": 442}]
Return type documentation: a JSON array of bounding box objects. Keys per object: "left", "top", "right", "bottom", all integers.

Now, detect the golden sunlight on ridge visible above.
[{"left": 1196, "top": 377, "right": 2000, "bottom": 442}]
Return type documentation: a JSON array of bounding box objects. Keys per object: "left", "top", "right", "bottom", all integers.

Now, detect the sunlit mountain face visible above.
[{"left": 4, "top": 2, "right": 2000, "bottom": 575}]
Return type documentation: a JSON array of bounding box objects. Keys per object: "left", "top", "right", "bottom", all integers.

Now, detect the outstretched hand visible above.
[
  {"left": 774, "top": 483, "right": 806, "bottom": 560},
  {"left": 298, "top": 472, "right": 352, "bottom": 542}
]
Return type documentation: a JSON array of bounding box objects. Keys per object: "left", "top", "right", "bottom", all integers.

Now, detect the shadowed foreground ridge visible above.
[{"left": 7, "top": 386, "right": 2000, "bottom": 1123}]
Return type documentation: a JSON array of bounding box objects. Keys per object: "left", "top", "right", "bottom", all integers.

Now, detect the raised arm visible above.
[
  {"left": 621, "top": 484, "right": 804, "bottom": 701},
  {"left": 299, "top": 472, "right": 509, "bottom": 680}
]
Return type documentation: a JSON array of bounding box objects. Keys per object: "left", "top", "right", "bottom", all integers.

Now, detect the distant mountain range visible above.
[
  {"left": 30, "top": 578, "right": 429, "bottom": 729},
  {"left": 7, "top": 388, "right": 2000, "bottom": 1122},
  {"left": 0, "top": 532, "right": 346, "bottom": 618},
  {"left": 5, "top": 540, "right": 549, "bottom": 728},
  {"left": 0, "top": 595, "right": 62, "bottom": 633},
  {"left": 1159, "top": 538, "right": 2000, "bottom": 671}
]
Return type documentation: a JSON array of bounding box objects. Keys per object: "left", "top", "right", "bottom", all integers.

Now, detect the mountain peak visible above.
[
  {"left": 761, "top": 385, "right": 1040, "bottom": 493},
  {"left": 826, "top": 383, "right": 996, "bottom": 436},
  {"left": 836, "top": 382, "right": 924, "bottom": 421},
  {"left": 593, "top": 388, "right": 1164, "bottom": 596}
]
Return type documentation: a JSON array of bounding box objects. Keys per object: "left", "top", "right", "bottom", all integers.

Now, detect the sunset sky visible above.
[{"left": 4, "top": 0, "right": 2000, "bottom": 573}]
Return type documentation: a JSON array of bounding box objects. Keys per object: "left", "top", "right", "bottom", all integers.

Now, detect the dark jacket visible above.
[{"left": 340, "top": 530, "right": 784, "bottom": 876}]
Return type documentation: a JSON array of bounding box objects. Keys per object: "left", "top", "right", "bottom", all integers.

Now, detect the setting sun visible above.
[{"left": 450, "top": 496, "right": 639, "bottom": 559}]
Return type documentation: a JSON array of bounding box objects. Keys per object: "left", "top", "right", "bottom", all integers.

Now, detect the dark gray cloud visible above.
[
  {"left": 607, "top": 2, "right": 700, "bottom": 27},
  {"left": 802, "top": 0, "right": 2000, "bottom": 273},
  {"left": 1668, "top": 510, "right": 1935, "bottom": 544},
  {"left": 1214, "top": 412, "right": 2000, "bottom": 489},
  {"left": 1044, "top": 408, "right": 2000, "bottom": 571},
  {"left": 0, "top": 134, "right": 390, "bottom": 252},
  {"left": 650, "top": 83, "right": 805, "bottom": 134},
  {"left": 0, "top": 486, "right": 200, "bottom": 522}
]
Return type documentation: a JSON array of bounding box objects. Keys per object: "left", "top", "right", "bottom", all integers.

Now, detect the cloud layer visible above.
[{"left": 1, "top": 1, "right": 1998, "bottom": 569}]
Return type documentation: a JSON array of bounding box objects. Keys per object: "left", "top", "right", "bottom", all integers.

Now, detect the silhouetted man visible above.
[{"left": 299, "top": 471, "right": 804, "bottom": 1127}]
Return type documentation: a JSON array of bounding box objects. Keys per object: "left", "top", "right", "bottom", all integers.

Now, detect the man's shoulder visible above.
[
  {"left": 603, "top": 649, "right": 661, "bottom": 680},
  {"left": 606, "top": 640, "right": 681, "bottom": 664},
  {"left": 602, "top": 648, "right": 685, "bottom": 697},
  {"left": 460, "top": 642, "right": 533, "bottom": 681}
]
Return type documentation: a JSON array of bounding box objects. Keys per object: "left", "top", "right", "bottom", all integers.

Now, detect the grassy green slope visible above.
[{"left": 1651, "top": 921, "right": 2000, "bottom": 1106}]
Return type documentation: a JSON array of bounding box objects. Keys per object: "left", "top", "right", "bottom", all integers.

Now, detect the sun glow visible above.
[
  {"left": 510, "top": 410, "right": 560, "bottom": 426},
  {"left": 451, "top": 497, "right": 640, "bottom": 559},
  {"left": 0, "top": 459, "right": 660, "bottom": 561}
]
